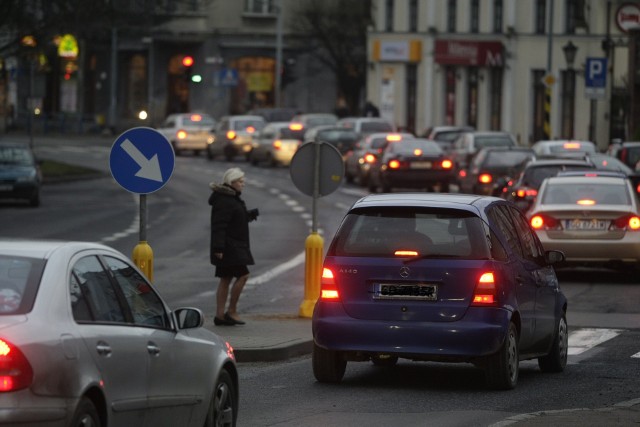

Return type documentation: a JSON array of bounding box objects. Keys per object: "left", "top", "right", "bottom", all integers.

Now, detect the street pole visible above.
[
  {"left": 275, "top": 0, "right": 283, "bottom": 108},
  {"left": 109, "top": 27, "right": 118, "bottom": 134},
  {"left": 544, "top": 0, "right": 554, "bottom": 140}
]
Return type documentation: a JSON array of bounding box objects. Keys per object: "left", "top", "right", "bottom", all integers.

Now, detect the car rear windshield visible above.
[
  {"left": 330, "top": 207, "right": 491, "bottom": 259},
  {"left": 475, "top": 136, "right": 514, "bottom": 149},
  {"left": 185, "top": 115, "right": 215, "bottom": 127},
  {"left": 542, "top": 182, "right": 630, "bottom": 205},
  {"left": 233, "top": 120, "right": 265, "bottom": 131},
  {"left": 484, "top": 151, "right": 534, "bottom": 168},
  {"left": 390, "top": 140, "right": 442, "bottom": 155},
  {"left": 361, "top": 122, "right": 394, "bottom": 133},
  {"left": 0, "top": 255, "right": 45, "bottom": 315},
  {"left": 524, "top": 165, "right": 592, "bottom": 188}
]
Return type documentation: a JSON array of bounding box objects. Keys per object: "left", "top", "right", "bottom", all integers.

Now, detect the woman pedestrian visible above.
[{"left": 209, "top": 167, "right": 259, "bottom": 326}]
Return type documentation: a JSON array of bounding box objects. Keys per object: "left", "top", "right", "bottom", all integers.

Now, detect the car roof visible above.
[
  {"left": 545, "top": 175, "right": 628, "bottom": 185},
  {"left": 0, "top": 239, "right": 117, "bottom": 259},
  {"left": 533, "top": 139, "right": 594, "bottom": 146},
  {"left": 465, "top": 131, "right": 513, "bottom": 136},
  {"left": 223, "top": 115, "right": 265, "bottom": 121},
  {"left": 350, "top": 193, "right": 502, "bottom": 213},
  {"left": 556, "top": 170, "right": 627, "bottom": 178},
  {"left": 524, "top": 158, "right": 593, "bottom": 167}
]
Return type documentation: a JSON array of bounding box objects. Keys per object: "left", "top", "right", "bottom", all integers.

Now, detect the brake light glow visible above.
[
  {"left": 364, "top": 153, "right": 376, "bottom": 163},
  {"left": 442, "top": 159, "right": 453, "bottom": 169},
  {"left": 394, "top": 250, "right": 418, "bottom": 257},
  {"left": 516, "top": 188, "right": 538, "bottom": 198},
  {"left": 479, "top": 173, "right": 492, "bottom": 184},
  {"left": 0, "top": 338, "right": 33, "bottom": 392},
  {"left": 177, "top": 130, "right": 187, "bottom": 139},
  {"left": 612, "top": 214, "right": 640, "bottom": 231},
  {"left": 246, "top": 126, "right": 256, "bottom": 133},
  {"left": 320, "top": 268, "right": 340, "bottom": 300},
  {"left": 289, "top": 123, "right": 303, "bottom": 131},
  {"left": 577, "top": 199, "right": 595, "bottom": 205},
  {"left": 413, "top": 149, "right": 423, "bottom": 156},
  {"left": 226, "top": 130, "right": 236, "bottom": 140},
  {"left": 190, "top": 114, "right": 202, "bottom": 122},
  {"left": 472, "top": 272, "right": 497, "bottom": 306},
  {"left": 388, "top": 160, "right": 401, "bottom": 169},
  {"left": 530, "top": 214, "right": 560, "bottom": 230},
  {"left": 563, "top": 142, "right": 581, "bottom": 149},
  {"left": 636, "top": 183, "right": 640, "bottom": 194},
  {"left": 386, "top": 134, "right": 402, "bottom": 141},
  {"left": 459, "top": 170, "right": 467, "bottom": 178},
  {"left": 273, "top": 140, "right": 282, "bottom": 149}
]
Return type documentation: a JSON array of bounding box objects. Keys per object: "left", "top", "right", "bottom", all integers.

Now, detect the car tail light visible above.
[
  {"left": 177, "top": 130, "right": 187, "bottom": 139},
  {"left": 0, "top": 338, "right": 33, "bottom": 392},
  {"left": 563, "top": 142, "right": 581, "bottom": 149},
  {"left": 479, "top": 173, "right": 492, "bottom": 184},
  {"left": 530, "top": 214, "right": 560, "bottom": 230},
  {"left": 190, "top": 114, "right": 202, "bottom": 122},
  {"left": 441, "top": 159, "right": 453, "bottom": 169},
  {"left": 471, "top": 272, "right": 497, "bottom": 306},
  {"left": 320, "top": 268, "right": 340, "bottom": 300},
  {"left": 516, "top": 188, "right": 538, "bottom": 198},
  {"left": 388, "top": 159, "right": 401, "bottom": 169},
  {"left": 386, "top": 134, "right": 402, "bottom": 142},
  {"left": 273, "top": 140, "right": 282, "bottom": 150},
  {"left": 226, "top": 130, "right": 236, "bottom": 140},
  {"left": 364, "top": 153, "right": 376, "bottom": 163},
  {"left": 225, "top": 341, "right": 235, "bottom": 361},
  {"left": 289, "top": 123, "right": 303, "bottom": 131},
  {"left": 611, "top": 214, "right": 640, "bottom": 231},
  {"left": 394, "top": 250, "right": 418, "bottom": 257},
  {"left": 576, "top": 199, "right": 595, "bottom": 206},
  {"left": 246, "top": 126, "right": 256, "bottom": 133},
  {"left": 413, "top": 149, "right": 422, "bottom": 156},
  {"left": 636, "top": 183, "right": 640, "bottom": 195},
  {"left": 459, "top": 170, "right": 467, "bottom": 178}
]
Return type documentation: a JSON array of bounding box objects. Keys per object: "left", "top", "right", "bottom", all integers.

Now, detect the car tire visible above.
[
  {"left": 70, "top": 397, "right": 101, "bottom": 427},
  {"left": 312, "top": 342, "right": 346, "bottom": 383},
  {"left": 485, "top": 321, "right": 519, "bottom": 390},
  {"left": 371, "top": 354, "right": 398, "bottom": 367},
  {"left": 538, "top": 314, "right": 568, "bottom": 373},
  {"left": 205, "top": 369, "right": 237, "bottom": 427}
]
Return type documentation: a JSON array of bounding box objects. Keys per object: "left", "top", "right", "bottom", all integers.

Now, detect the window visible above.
[
  {"left": 535, "top": 0, "right": 546, "bottom": 34},
  {"left": 531, "top": 69, "right": 546, "bottom": 142},
  {"left": 493, "top": 0, "right": 503, "bottom": 33},
  {"left": 489, "top": 68, "right": 503, "bottom": 130},
  {"left": 385, "top": 0, "right": 394, "bottom": 32},
  {"left": 487, "top": 205, "right": 523, "bottom": 258},
  {"left": 507, "top": 206, "right": 545, "bottom": 262},
  {"left": 71, "top": 256, "right": 126, "bottom": 323},
  {"left": 447, "top": 0, "right": 457, "bottom": 32},
  {"left": 565, "top": 0, "right": 577, "bottom": 34},
  {"left": 245, "top": 0, "right": 274, "bottom": 14},
  {"left": 470, "top": 0, "right": 479, "bottom": 33},
  {"left": 104, "top": 256, "right": 169, "bottom": 328},
  {"left": 409, "top": 0, "right": 418, "bottom": 32}
]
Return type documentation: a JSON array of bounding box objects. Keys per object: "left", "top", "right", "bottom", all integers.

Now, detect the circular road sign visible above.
[
  {"left": 110, "top": 127, "right": 175, "bottom": 194},
  {"left": 290, "top": 142, "right": 344, "bottom": 197}
]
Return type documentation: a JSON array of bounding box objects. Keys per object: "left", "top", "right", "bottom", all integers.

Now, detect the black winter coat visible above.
[{"left": 208, "top": 184, "right": 255, "bottom": 267}]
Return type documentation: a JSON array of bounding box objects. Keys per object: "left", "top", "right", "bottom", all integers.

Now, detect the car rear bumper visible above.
[
  {"left": 537, "top": 232, "right": 640, "bottom": 263},
  {"left": 0, "top": 183, "right": 39, "bottom": 201},
  {"left": 312, "top": 302, "right": 510, "bottom": 361}
]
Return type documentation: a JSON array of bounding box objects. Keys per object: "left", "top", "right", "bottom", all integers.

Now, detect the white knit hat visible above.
[{"left": 222, "top": 167, "right": 245, "bottom": 185}]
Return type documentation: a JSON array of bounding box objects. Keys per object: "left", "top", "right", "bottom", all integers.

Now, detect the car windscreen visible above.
[
  {"left": 280, "top": 127, "right": 304, "bottom": 140},
  {"left": 475, "top": 136, "right": 514, "bottom": 149},
  {"left": 0, "top": 255, "right": 45, "bottom": 315},
  {"left": 0, "top": 147, "right": 35, "bottom": 166},
  {"left": 316, "top": 130, "right": 359, "bottom": 153},
  {"left": 361, "top": 122, "right": 394, "bottom": 133},
  {"left": 330, "top": 207, "right": 491, "bottom": 259},
  {"left": 541, "top": 182, "right": 631, "bottom": 205}
]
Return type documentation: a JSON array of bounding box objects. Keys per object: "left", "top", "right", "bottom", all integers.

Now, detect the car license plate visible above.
[
  {"left": 0, "top": 184, "right": 13, "bottom": 191},
  {"left": 373, "top": 283, "right": 437, "bottom": 300},
  {"left": 410, "top": 161, "right": 432, "bottom": 169},
  {"left": 564, "top": 219, "right": 608, "bottom": 230}
]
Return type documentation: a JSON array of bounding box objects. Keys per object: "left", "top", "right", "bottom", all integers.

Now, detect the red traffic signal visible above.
[{"left": 182, "top": 56, "right": 194, "bottom": 67}]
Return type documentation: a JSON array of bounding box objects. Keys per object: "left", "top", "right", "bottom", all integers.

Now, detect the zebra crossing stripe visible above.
[
  {"left": 632, "top": 352, "right": 640, "bottom": 358},
  {"left": 568, "top": 328, "right": 621, "bottom": 355}
]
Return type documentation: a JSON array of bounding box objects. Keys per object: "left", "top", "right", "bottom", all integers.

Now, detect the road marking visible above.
[
  {"left": 568, "top": 328, "right": 621, "bottom": 355},
  {"left": 632, "top": 352, "right": 640, "bottom": 358},
  {"left": 246, "top": 251, "right": 306, "bottom": 287}
]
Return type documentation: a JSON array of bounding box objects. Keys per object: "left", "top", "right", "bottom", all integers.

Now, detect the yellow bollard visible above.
[
  {"left": 132, "top": 241, "right": 154, "bottom": 282},
  {"left": 299, "top": 232, "right": 324, "bottom": 318}
]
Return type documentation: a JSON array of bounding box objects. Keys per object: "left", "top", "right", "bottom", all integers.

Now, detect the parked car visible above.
[
  {"left": 422, "top": 125, "right": 474, "bottom": 153},
  {"left": 344, "top": 132, "right": 414, "bottom": 185},
  {"left": 367, "top": 138, "right": 454, "bottom": 193},
  {"left": 502, "top": 158, "right": 595, "bottom": 213},
  {"left": 457, "top": 146, "right": 535, "bottom": 196},
  {"left": 606, "top": 141, "right": 640, "bottom": 170},
  {"left": 0, "top": 239, "right": 238, "bottom": 426},
  {"left": 0, "top": 142, "right": 42, "bottom": 207},
  {"left": 531, "top": 140, "right": 596, "bottom": 157},
  {"left": 302, "top": 125, "right": 360, "bottom": 156},
  {"left": 451, "top": 131, "right": 517, "bottom": 182},
  {"left": 337, "top": 117, "right": 396, "bottom": 136},
  {"left": 290, "top": 113, "right": 338, "bottom": 135},
  {"left": 207, "top": 115, "right": 266, "bottom": 161},
  {"left": 249, "top": 121, "right": 302, "bottom": 167},
  {"left": 312, "top": 193, "right": 567, "bottom": 390},
  {"left": 528, "top": 171, "right": 640, "bottom": 270},
  {"left": 156, "top": 113, "right": 215, "bottom": 156}
]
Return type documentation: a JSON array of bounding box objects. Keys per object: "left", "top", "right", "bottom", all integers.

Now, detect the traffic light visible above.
[{"left": 181, "top": 56, "right": 201, "bottom": 83}]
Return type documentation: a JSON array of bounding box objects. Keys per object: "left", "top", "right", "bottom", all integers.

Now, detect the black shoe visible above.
[
  {"left": 214, "top": 316, "right": 234, "bottom": 326},
  {"left": 225, "top": 312, "right": 246, "bottom": 325}
]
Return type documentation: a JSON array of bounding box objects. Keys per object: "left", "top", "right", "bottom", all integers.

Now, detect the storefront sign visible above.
[
  {"left": 373, "top": 40, "right": 422, "bottom": 62},
  {"left": 434, "top": 40, "right": 503, "bottom": 67},
  {"left": 616, "top": 3, "right": 640, "bottom": 33},
  {"left": 57, "top": 34, "right": 79, "bottom": 59}
]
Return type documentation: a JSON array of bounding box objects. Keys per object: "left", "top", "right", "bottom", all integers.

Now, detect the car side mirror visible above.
[
  {"left": 174, "top": 307, "right": 204, "bottom": 329},
  {"left": 545, "top": 250, "right": 565, "bottom": 266}
]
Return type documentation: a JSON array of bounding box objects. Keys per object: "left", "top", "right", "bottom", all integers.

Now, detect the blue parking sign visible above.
[
  {"left": 110, "top": 127, "right": 175, "bottom": 194},
  {"left": 585, "top": 57, "right": 607, "bottom": 99}
]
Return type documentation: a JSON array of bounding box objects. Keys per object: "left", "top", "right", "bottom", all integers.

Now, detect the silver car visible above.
[{"left": 0, "top": 240, "right": 238, "bottom": 427}]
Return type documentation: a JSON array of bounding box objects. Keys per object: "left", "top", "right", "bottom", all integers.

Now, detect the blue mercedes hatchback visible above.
[{"left": 312, "top": 193, "right": 567, "bottom": 390}]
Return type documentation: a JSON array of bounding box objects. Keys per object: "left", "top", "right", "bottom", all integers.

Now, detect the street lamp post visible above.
[{"left": 562, "top": 40, "right": 578, "bottom": 139}]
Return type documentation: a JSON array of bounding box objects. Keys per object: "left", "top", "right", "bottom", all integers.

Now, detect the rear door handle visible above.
[
  {"left": 147, "top": 342, "right": 160, "bottom": 356},
  {"left": 96, "top": 341, "right": 112, "bottom": 357}
]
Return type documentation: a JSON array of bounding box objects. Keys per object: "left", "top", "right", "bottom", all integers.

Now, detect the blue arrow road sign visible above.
[{"left": 110, "top": 127, "right": 175, "bottom": 194}]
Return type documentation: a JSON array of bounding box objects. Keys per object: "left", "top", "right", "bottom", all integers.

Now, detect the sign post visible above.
[
  {"left": 585, "top": 57, "right": 608, "bottom": 142},
  {"left": 110, "top": 127, "right": 175, "bottom": 281},
  {"left": 290, "top": 141, "right": 344, "bottom": 317}
]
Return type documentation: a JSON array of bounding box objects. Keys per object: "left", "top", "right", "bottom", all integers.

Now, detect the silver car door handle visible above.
[
  {"left": 147, "top": 342, "right": 160, "bottom": 356},
  {"left": 96, "top": 341, "right": 112, "bottom": 356}
]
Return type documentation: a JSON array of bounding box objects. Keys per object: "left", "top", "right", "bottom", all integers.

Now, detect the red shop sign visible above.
[{"left": 435, "top": 40, "right": 504, "bottom": 67}]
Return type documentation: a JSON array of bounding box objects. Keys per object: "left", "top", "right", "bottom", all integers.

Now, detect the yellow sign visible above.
[
  {"left": 58, "top": 34, "right": 79, "bottom": 59},
  {"left": 542, "top": 73, "right": 556, "bottom": 87},
  {"left": 246, "top": 72, "right": 273, "bottom": 92}
]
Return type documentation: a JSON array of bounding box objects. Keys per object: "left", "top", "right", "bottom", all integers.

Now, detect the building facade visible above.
[{"left": 367, "top": 0, "right": 636, "bottom": 150}]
